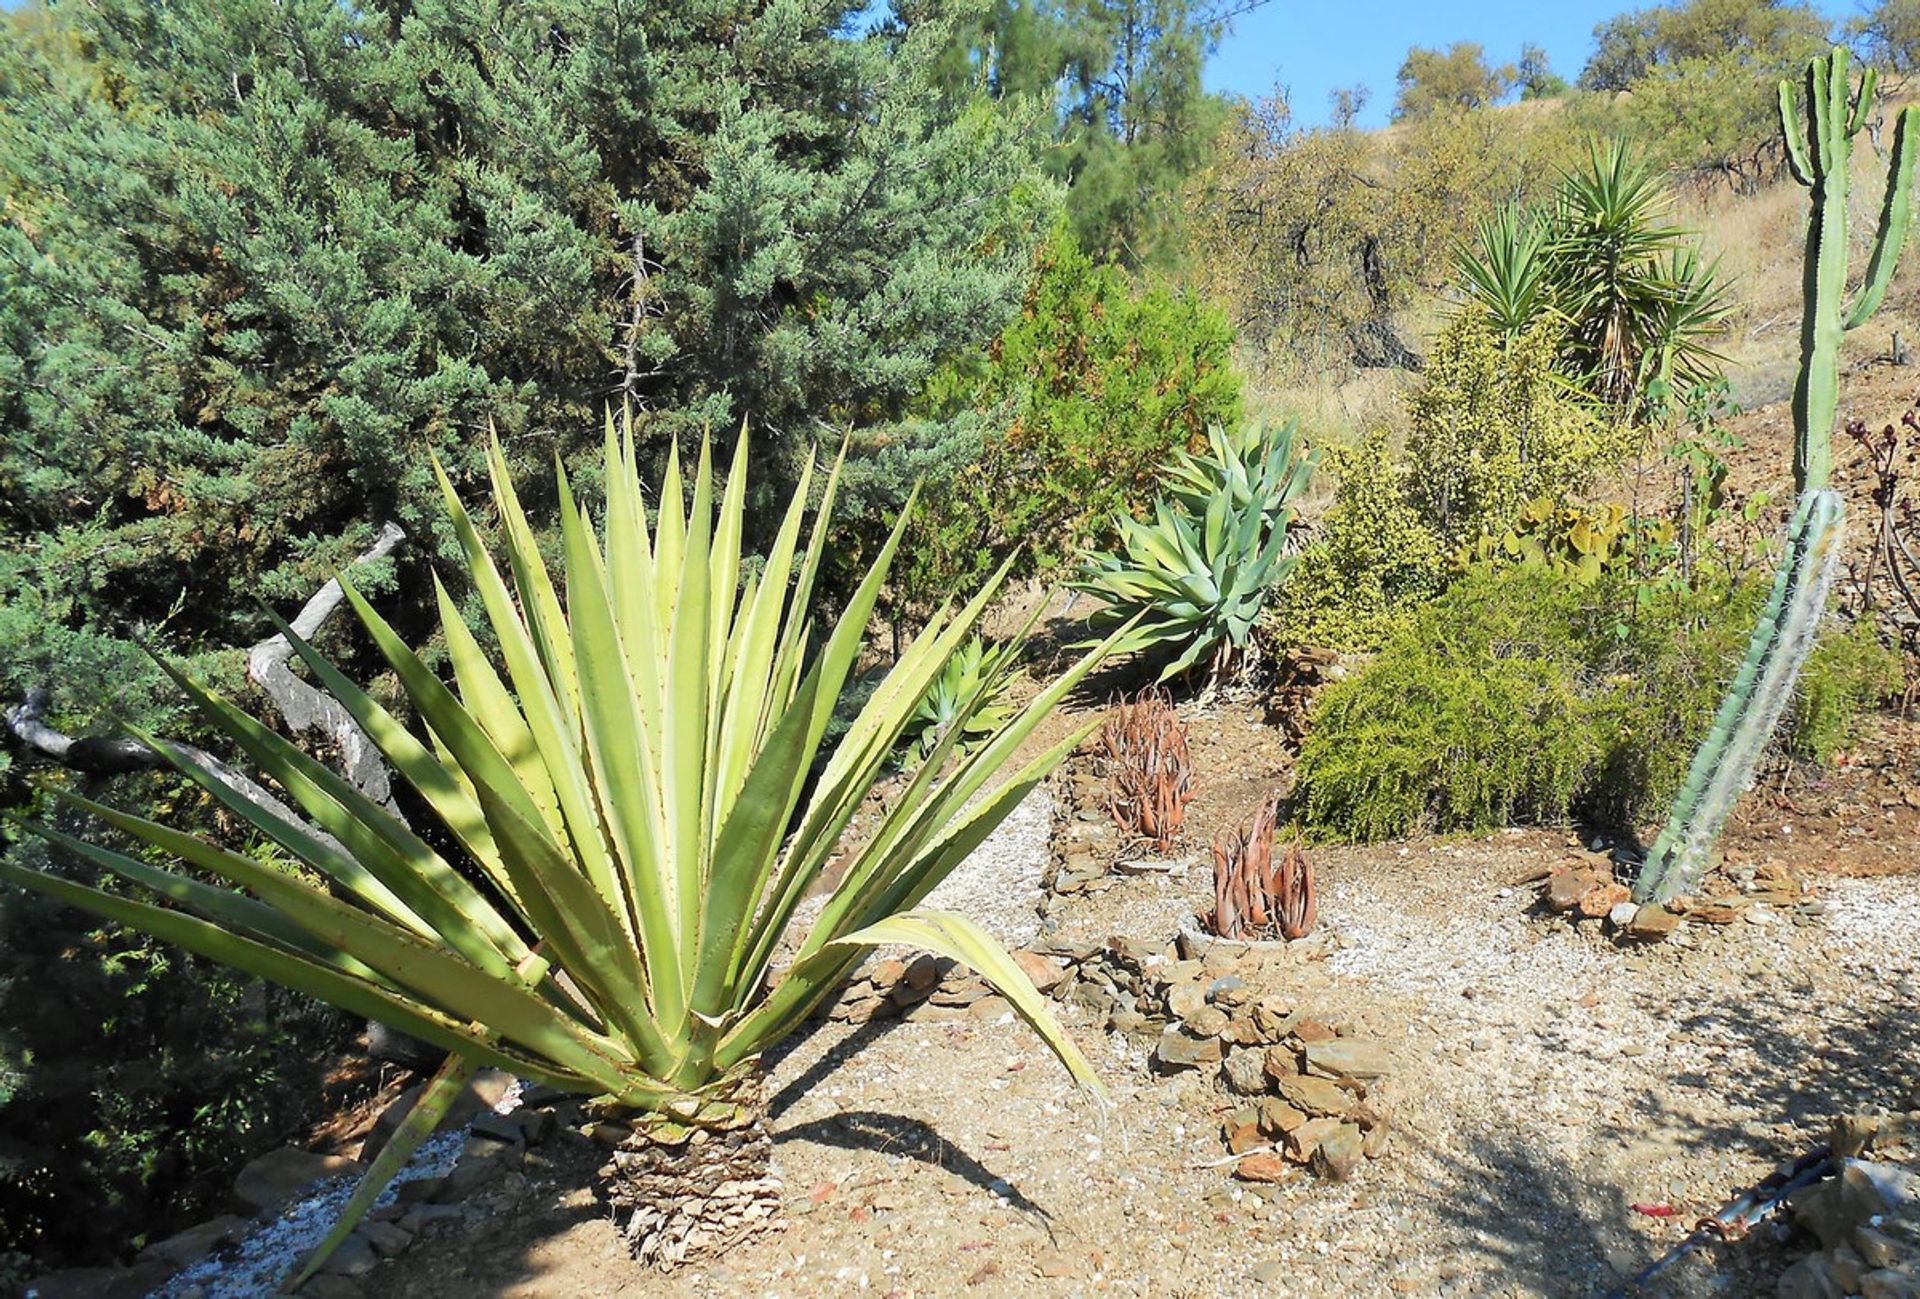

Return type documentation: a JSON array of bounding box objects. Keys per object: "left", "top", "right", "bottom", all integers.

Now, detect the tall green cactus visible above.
[{"left": 1632, "top": 49, "right": 1918, "bottom": 904}]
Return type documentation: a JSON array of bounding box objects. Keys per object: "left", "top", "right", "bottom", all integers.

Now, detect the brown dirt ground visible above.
[{"left": 362, "top": 669, "right": 1920, "bottom": 1299}]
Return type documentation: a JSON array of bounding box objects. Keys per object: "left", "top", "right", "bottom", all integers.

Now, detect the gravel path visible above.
[{"left": 918, "top": 784, "right": 1053, "bottom": 949}]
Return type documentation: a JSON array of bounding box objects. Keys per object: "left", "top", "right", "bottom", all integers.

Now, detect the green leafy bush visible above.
[
  {"left": 1268, "top": 430, "right": 1448, "bottom": 651},
  {"left": 0, "top": 827, "right": 354, "bottom": 1269},
  {"left": 1290, "top": 568, "right": 1608, "bottom": 841},
  {"left": 1288, "top": 560, "right": 1895, "bottom": 842},
  {"left": 902, "top": 227, "right": 1241, "bottom": 611},
  {"left": 1788, "top": 621, "right": 1903, "bottom": 764},
  {"left": 1407, "top": 315, "right": 1617, "bottom": 551}
]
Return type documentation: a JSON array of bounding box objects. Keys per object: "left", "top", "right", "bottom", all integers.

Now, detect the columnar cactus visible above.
[{"left": 1632, "top": 49, "right": 1918, "bottom": 904}]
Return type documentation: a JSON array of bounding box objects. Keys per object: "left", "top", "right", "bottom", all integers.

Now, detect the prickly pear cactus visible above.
[{"left": 1632, "top": 49, "right": 1918, "bottom": 904}]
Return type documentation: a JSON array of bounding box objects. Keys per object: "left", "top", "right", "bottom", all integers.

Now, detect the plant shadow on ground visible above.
[
  {"left": 764, "top": 1013, "right": 1053, "bottom": 1220},
  {"left": 1410, "top": 970, "right": 1920, "bottom": 1297}
]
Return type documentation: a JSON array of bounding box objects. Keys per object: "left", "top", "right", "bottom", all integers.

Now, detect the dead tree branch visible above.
[
  {"left": 247, "top": 521, "right": 407, "bottom": 811},
  {"left": 5, "top": 686, "right": 337, "bottom": 849},
  {"left": 5, "top": 521, "right": 409, "bottom": 843}
]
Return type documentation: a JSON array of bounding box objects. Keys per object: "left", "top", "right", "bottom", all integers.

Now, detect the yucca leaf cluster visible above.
[{"left": 1457, "top": 141, "right": 1732, "bottom": 411}]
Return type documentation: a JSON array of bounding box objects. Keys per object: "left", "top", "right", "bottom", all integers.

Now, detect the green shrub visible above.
[
  {"left": 1272, "top": 314, "right": 1623, "bottom": 656},
  {"left": 1290, "top": 568, "right": 1603, "bottom": 841},
  {"left": 1269, "top": 430, "right": 1447, "bottom": 652},
  {"left": 1289, "top": 561, "right": 1850, "bottom": 843},
  {"left": 901, "top": 226, "right": 1241, "bottom": 611},
  {"left": 1407, "top": 315, "right": 1617, "bottom": 551},
  {"left": 1789, "top": 621, "right": 1904, "bottom": 764}
]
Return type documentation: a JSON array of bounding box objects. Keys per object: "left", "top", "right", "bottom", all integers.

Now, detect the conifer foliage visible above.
[{"left": 0, "top": 0, "right": 1049, "bottom": 734}]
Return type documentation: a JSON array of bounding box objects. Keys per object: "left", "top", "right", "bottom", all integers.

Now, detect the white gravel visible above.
[
  {"left": 1323, "top": 871, "right": 1606, "bottom": 1000},
  {"left": 150, "top": 1084, "right": 523, "bottom": 1299},
  {"left": 1823, "top": 875, "right": 1920, "bottom": 973},
  {"left": 917, "top": 784, "right": 1053, "bottom": 949}
]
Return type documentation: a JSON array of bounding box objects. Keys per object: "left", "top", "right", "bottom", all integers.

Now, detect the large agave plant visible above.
[
  {"left": 1165, "top": 421, "right": 1316, "bottom": 534},
  {"left": 1076, "top": 424, "right": 1313, "bottom": 684},
  {"left": 5, "top": 423, "right": 1114, "bottom": 1278}
]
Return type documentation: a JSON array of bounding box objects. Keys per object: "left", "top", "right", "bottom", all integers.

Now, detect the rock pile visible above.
[
  {"left": 815, "top": 925, "right": 1391, "bottom": 1184},
  {"left": 1778, "top": 1114, "right": 1920, "bottom": 1299},
  {"left": 1045, "top": 761, "right": 1125, "bottom": 899},
  {"left": 1038, "top": 933, "right": 1393, "bottom": 1181},
  {"left": 1536, "top": 854, "right": 1824, "bottom": 942}
]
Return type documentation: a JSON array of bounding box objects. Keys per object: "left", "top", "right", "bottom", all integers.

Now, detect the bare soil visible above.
[{"left": 366, "top": 682, "right": 1920, "bottom": 1298}]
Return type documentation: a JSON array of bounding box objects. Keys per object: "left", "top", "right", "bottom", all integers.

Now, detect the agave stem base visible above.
[{"left": 596, "top": 1076, "right": 783, "bottom": 1269}]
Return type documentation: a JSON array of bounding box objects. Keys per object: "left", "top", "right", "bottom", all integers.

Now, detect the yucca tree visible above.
[
  {"left": 1453, "top": 140, "right": 1731, "bottom": 413},
  {"left": 4, "top": 421, "right": 1114, "bottom": 1278}
]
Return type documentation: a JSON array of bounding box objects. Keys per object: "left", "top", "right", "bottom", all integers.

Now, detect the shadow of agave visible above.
[{"left": 776, "top": 1108, "right": 1051, "bottom": 1221}]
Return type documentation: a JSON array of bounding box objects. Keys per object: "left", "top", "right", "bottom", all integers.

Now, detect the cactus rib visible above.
[{"left": 1845, "top": 106, "right": 1920, "bottom": 331}]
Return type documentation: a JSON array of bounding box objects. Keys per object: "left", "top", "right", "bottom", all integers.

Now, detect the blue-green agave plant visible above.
[{"left": 1076, "top": 423, "right": 1316, "bottom": 684}]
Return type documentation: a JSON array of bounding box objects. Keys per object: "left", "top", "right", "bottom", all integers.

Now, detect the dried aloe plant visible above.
[
  {"left": 1208, "top": 795, "right": 1316, "bottom": 941},
  {"left": 1100, "top": 688, "right": 1192, "bottom": 852}
]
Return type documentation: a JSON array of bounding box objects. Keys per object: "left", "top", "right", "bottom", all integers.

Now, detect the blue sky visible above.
[{"left": 1209, "top": 0, "right": 1860, "bottom": 128}]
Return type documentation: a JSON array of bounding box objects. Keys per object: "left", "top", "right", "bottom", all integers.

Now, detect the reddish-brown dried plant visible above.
[
  {"left": 1100, "top": 688, "right": 1193, "bottom": 852},
  {"left": 1208, "top": 795, "right": 1316, "bottom": 941}
]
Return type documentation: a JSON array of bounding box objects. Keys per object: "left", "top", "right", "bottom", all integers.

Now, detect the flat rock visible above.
[
  {"left": 1184, "top": 1005, "right": 1230, "bottom": 1038},
  {"left": 320, "top": 1231, "right": 378, "bottom": 1278},
  {"left": 1272, "top": 1073, "right": 1353, "bottom": 1118},
  {"left": 1013, "top": 950, "right": 1066, "bottom": 994},
  {"left": 359, "top": 1218, "right": 414, "bottom": 1257},
  {"left": 1861, "top": 1270, "right": 1920, "bottom": 1299},
  {"left": 1546, "top": 867, "right": 1605, "bottom": 912},
  {"left": 1304, "top": 1039, "right": 1392, "bottom": 1080},
  {"left": 1233, "top": 1153, "right": 1291, "bottom": 1183},
  {"left": 1166, "top": 980, "right": 1210, "bottom": 1022},
  {"left": 397, "top": 1202, "right": 466, "bottom": 1235},
  {"left": 1312, "top": 1122, "right": 1365, "bottom": 1180},
  {"left": 361, "top": 1068, "right": 516, "bottom": 1163},
  {"left": 233, "top": 1147, "right": 365, "bottom": 1216},
  {"left": 1221, "top": 1048, "right": 1269, "bottom": 1095},
  {"left": 1156, "top": 1024, "right": 1223, "bottom": 1069},
  {"left": 1259, "top": 1099, "right": 1308, "bottom": 1135},
  {"left": 434, "top": 1153, "right": 505, "bottom": 1202},
  {"left": 139, "top": 1213, "right": 251, "bottom": 1269},
  {"left": 1286, "top": 1116, "right": 1343, "bottom": 1163},
  {"left": 1627, "top": 904, "right": 1683, "bottom": 941}
]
